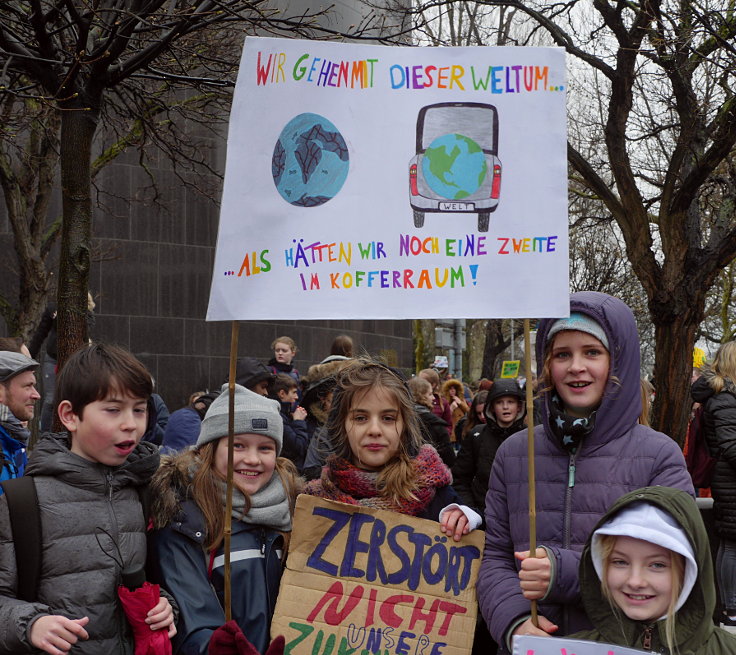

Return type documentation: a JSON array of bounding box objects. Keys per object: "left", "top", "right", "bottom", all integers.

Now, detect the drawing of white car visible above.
[{"left": 409, "top": 102, "right": 502, "bottom": 232}]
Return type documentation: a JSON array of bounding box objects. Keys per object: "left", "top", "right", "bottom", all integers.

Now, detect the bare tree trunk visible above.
[
  {"left": 0, "top": 103, "right": 60, "bottom": 339},
  {"left": 56, "top": 106, "right": 97, "bottom": 371},
  {"left": 650, "top": 301, "right": 703, "bottom": 448}
]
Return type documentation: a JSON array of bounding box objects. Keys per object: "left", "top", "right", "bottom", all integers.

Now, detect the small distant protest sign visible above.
[
  {"left": 272, "top": 495, "right": 485, "bottom": 655},
  {"left": 513, "top": 635, "right": 648, "bottom": 655},
  {"left": 500, "top": 360, "right": 520, "bottom": 378}
]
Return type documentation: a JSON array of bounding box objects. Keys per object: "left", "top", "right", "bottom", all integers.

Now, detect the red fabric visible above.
[
  {"left": 117, "top": 582, "right": 172, "bottom": 655},
  {"left": 265, "top": 635, "right": 285, "bottom": 655},
  {"left": 303, "top": 444, "right": 451, "bottom": 515},
  {"left": 208, "top": 621, "right": 260, "bottom": 655}
]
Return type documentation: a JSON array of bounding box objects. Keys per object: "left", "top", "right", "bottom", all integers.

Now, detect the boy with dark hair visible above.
[
  {"left": 271, "top": 373, "right": 308, "bottom": 472},
  {"left": 0, "top": 343, "right": 176, "bottom": 654},
  {"left": 235, "top": 357, "right": 275, "bottom": 396},
  {"left": 451, "top": 378, "right": 526, "bottom": 522}
]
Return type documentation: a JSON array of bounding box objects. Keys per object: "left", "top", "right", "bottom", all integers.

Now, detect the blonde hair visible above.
[
  {"left": 158, "top": 443, "right": 300, "bottom": 552},
  {"left": 272, "top": 336, "right": 297, "bottom": 352},
  {"left": 638, "top": 379, "right": 654, "bottom": 426},
  {"left": 408, "top": 376, "right": 433, "bottom": 409},
  {"left": 598, "top": 535, "right": 685, "bottom": 653},
  {"left": 709, "top": 341, "right": 736, "bottom": 393},
  {"left": 327, "top": 358, "right": 425, "bottom": 503}
]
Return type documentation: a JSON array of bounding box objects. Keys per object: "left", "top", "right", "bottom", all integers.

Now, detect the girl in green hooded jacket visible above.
[{"left": 572, "top": 486, "right": 736, "bottom": 654}]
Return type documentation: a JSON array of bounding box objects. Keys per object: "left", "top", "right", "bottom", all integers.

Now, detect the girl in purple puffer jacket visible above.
[{"left": 476, "top": 291, "right": 694, "bottom": 653}]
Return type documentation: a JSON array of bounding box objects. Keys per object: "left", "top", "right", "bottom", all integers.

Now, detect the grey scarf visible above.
[
  {"left": 0, "top": 411, "right": 31, "bottom": 445},
  {"left": 218, "top": 472, "right": 292, "bottom": 532}
]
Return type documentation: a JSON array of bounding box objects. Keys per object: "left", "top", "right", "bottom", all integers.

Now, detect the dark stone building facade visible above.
[{"left": 1, "top": 111, "right": 413, "bottom": 411}]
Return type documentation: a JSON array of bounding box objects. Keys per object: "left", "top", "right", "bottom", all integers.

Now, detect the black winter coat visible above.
[
  {"left": 451, "top": 415, "right": 525, "bottom": 523},
  {"left": 415, "top": 404, "right": 455, "bottom": 467},
  {"left": 692, "top": 372, "right": 736, "bottom": 539}
]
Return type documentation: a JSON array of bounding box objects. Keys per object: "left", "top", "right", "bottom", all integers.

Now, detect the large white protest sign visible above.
[
  {"left": 513, "top": 635, "right": 648, "bottom": 655},
  {"left": 207, "top": 37, "right": 569, "bottom": 321}
]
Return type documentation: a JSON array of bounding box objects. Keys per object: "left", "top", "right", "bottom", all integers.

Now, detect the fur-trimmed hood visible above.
[
  {"left": 150, "top": 453, "right": 194, "bottom": 529},
  {"left": 441, "top": 379, "right": 465, "bottom": 399}
]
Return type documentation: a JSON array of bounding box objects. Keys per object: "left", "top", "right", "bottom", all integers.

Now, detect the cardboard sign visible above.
[
  {"left": 513, "top": 635, "right": 648, "bottom": 655},
  {"left": 272, "top": 495, "right": 485, "bottom": 655},
  {"left": 207, "top": 37, "right": 569, "bottom": 321},
  {"left": 500, "top": 360, "right": 520, "bottom": 378}
]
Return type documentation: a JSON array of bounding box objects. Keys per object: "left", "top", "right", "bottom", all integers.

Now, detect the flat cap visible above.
[{"left": 0, "top": 351, "right": 40, "bottom": 383}]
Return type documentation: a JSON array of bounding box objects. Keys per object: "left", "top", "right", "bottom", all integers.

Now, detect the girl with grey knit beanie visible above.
[{"left": 147, "top": 384, "right": 302, "bottom": 655}]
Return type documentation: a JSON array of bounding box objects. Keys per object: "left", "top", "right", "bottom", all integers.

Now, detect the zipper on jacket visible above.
[
  {"left": 561, "top": 450, "right": 577, "bottom": 637},
  {"left": 562, "top": 451, "right": 577, "bottom": 549},
  {"left": 642, "top": 624, "right": 653, "bottom": 651}
]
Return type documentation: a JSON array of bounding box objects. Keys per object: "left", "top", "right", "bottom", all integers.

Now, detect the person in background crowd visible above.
[
  {"left": 301, "top": 356, "right": 354, "bottom": 480},
  {"left": 639, "top": 378, "right": 654, "bottom": 426},
  {"left": 0, "top": 338, "right": 33, "bottom": 427},
  {"left": 454, "top": 390, "right": 488, "bottom": 447},
  {"left": 408, "top": 376, "right": 455, "bottom": 467},
  {"left": 477, "top": 291, "right": 694, "bottom": 654},
  {"left": 691, "top": 340, "right": 736, "bottom": 626},
  {"left": 441, "top": 378, "right": 469, "bottom": 441},
  {"left": 142, "top": 382, "right": 169, "bottom": 446},
  {"left": 0, "top": 351, "right": 40, "bottom": 485},
  {"left": 267, "top": 336, "right": 300, "bottom": 401},
  {"left": 452, "top": 379, "right": 526, "bottom": 525},
  {"left": 326, "top": 334, "right": 353, "bottom": 360},
  {"left": 270, "top": 373, "right": 308, "bottom": 472},
  {"left": 235, "top": 357, "right": 276, "bottom": 396},
  {"left": 418, "top": 368, "right": 452, "bottom": 436},
  {"left": 161, "top": 389, "right": 220, "bottom": 454}
]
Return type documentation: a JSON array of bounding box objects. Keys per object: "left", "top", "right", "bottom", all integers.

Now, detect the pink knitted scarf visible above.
[{"left": 303, "top": 444, "right": 452, "bottom": 516}]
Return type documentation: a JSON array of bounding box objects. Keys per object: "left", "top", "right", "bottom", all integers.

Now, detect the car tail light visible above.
[
  {"left": 410, "top": 164, "right": 418, "bottom": 195},
  {"left": 491, "top": 164, "right": 502, "bottom": 199}
]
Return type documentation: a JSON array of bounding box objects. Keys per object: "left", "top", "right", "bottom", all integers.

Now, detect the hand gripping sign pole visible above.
[
  {"left": 223, "top": 320, "right": 240, "bottom": 621},
  {"left": 524, "top": 318, "right": 538, "bottom": 627}
]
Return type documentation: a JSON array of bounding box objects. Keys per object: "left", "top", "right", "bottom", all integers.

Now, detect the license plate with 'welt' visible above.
[{"left": 439, "top": 202, "right": 474, "bottom": 211}]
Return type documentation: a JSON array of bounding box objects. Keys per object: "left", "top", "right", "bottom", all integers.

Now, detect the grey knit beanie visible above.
[
  {"left": 547, "top": 312, "right": 609, "bottom": 350},
  {"left": 197, "top": 383, "right": 283, "bottom": 454}
]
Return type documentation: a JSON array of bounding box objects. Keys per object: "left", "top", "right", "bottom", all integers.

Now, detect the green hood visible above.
[{"left": 578, "top": 486, "right": 714, "bottom": 652}]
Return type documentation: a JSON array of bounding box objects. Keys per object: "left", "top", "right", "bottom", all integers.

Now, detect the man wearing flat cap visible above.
[{"left": 0, "top": 351, "right": 40, "bottom": 485}]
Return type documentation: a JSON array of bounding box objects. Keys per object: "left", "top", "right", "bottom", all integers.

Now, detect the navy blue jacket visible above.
[
  {"left": 0, "top": 424, "right": 26, "bottom": 490},
  {"left": 148, "top": 499, "right": 285, "bottom": 655}
]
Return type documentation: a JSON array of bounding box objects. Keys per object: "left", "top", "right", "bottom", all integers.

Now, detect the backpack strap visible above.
[{"left": 0, "top": 476, "right": 42, "bottom": 602}]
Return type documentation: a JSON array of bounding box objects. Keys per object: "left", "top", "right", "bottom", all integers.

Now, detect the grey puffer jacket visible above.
[
  {"left": 691, "top": 370, "right": 736, "bottom": 539},
  {"left": 476, "top": 291, "right": 694, "bottom": 652},
  {"left": 0, "top": 433, "right": 160, "bottom": 654}
]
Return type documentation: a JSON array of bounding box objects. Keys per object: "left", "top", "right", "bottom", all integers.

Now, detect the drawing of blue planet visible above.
[
  {"left": 421, "top": 133, "right": 488, "bottom": 200},
  {"left": 272, "top": 113, "right": 349, "bottom": 207}
]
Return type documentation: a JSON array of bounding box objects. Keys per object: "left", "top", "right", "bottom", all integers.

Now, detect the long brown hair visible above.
[
  {"left": 154, "top": 444, "right": 301, "bottom": 552},
  {"left": 462, "top": 390, "right": 488, "bottom": 439},
  {"left": 327, "top": 358, "right": 425, "bottom": 503}
]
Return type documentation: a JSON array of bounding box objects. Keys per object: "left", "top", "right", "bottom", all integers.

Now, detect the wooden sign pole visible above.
[
  {"left": 223, "top": 320, "right": 239, "bottom": 621},
  {"left": 524, "top": 318, "right": 538, "bottom": 627}
]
